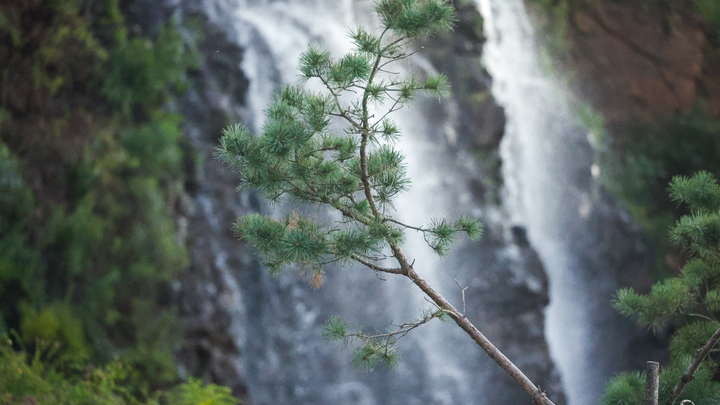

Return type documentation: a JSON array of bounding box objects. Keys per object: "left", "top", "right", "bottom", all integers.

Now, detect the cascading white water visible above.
[{"left": 477, "top": 0, "right": 635, "bottom": 404}]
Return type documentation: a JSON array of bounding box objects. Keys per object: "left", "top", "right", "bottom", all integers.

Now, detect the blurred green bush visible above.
[
  {"left": 0, "top": 336, "right": 239, "bottom": 405},
  {"left": 0, "top": 0, "right": 208, "bottom": 400},
  {"left": 603, "top": 104, "right": 720, "bottom": 276}
]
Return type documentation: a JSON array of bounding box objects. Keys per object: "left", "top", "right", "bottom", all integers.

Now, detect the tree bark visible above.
[{"left": 646, "top": 361, "right": 659, "bottom": 405}]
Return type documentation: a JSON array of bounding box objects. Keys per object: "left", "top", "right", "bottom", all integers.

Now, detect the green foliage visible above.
[
  {"left": 693, "top": 0, "right": 720, "bottom": 42},
  {"left": 0, "top": 337, "right": 239, "bottom": 405},
  {"left": 606, "top": 172, "right": 720, "bottom": 405},
  {"left": 219, "top": 0, "right": 478, "bottom": 370},
  {"left": 0, "top": 144, "right": 33, "bottom": 234},
  {"left": 658, "top": 358, "right": 720, "bottom": 405},
  {"left": 602, "top": 361, "right": 720, "bottom": 405},
  {"left": 669, "top": 321, "right": 719, "bottom": 358},
  {"left": 614, "top": 172, "right": 720, "bottom": 325},
  {"left": 235, "top": 212, "right": 331, "bottom": 277},
  {"left": 351, "top": 342, "right": 400, "bottom": 371},
  {"left": 0, "top": 144, "right": 45, "bottom": 337},
  {"left": 0, "top": 0, "right": 201, "bottom": 399},
  {"left": 321, "top": 314, "right": 402, "bottom": 372},
  {"left": 19, "top": 303, "right": 90, "bottom": 362},
  {"left": 163, "top": 378, "right": 240, "bottom": 405},
  {"left": 602, "top": 371, "right": 645, "bottom": 405},
  {"left": 375, "top": 0, "right": 456, "bottom": 38},
  {"left": 603, "top": 105, "right": 720, "bottom": 276},
  {"left": 425, "top": 216, "right": 483, "bottom": 256},
  {"left": 322, "top": 316, "right": 350, "bottom": 343},
  {"left": 103, "top": 21, "right": 199, "bottom": 117}
]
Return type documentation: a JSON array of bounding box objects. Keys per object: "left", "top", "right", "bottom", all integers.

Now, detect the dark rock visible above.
[{"left": 417, "top": 0, "right": 507, "bottom": 152}]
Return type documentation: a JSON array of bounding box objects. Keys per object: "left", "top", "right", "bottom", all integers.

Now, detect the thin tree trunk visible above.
[
  {"left": 646, "top": 361, "right": 659, "bottom": 405},
  {"left": 400, "top": 260, "right": 556, "bottom": 405}
]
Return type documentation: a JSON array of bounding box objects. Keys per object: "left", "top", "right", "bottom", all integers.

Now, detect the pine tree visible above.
[
  {"left": 604, "top": 171, "right": 720, "bottom": 405},
  {"left": 217, "top": 1, "right": 555, "bottom": 404}
]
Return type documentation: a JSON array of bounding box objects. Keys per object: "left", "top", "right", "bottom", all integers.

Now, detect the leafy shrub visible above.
[
  {"left": 0, "top": 0, "right": 201, "bottom": 399},
  {"left": 0, "top": 337, "right": 240, "bottom": 405}
]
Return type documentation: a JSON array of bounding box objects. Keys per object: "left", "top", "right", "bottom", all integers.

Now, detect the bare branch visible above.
[
  {"left": 688, "top": 313, "right": 716, "bottom": 323},
  {"left": 371, "top": 98, "right": 404, "bottom": 129},
  {"left": 345, "top": 308, "right": 445, "bottom": 345},
  {"left": 377, "top": 68, "right": 400, "bottom": 75},
  {"left": 455, "top": 279, "right": 469, "bottom": 318},
  {"left": 351, "top": 254, "right": 404, "bottom": 275},
  {"left": 317, "top": 75, "right": 363, "bottom": 131},
  {"left": 384, "top": 218, "right": 427, "bottom": 232},
  {"left": 666, "top": 325, "right": 720, "bottom": 405},
  {"left": 377, "top": 47, "right": 423, "bottom": 70}
]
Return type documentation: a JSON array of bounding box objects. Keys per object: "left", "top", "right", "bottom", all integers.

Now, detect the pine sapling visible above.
[{"left": 217, "top": 1, "right": 556, "bottom": 404}]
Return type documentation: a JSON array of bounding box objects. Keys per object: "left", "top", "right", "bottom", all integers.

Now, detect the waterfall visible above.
[
  {"left": 186, "top": 0, "right": 567, "bottom": 403},
  {"left": 477, "top": 0, "right": 640, "bottom": 404}
]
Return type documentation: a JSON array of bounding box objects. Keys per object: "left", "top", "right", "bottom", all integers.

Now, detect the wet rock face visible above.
[
  {"left": 120, "top": 0, "right": 255, "bottom": 398},
  {"left": 418, "top": 0, "right": 506, "bottom": 151},
  {"left": 558, "top": 0, "right": 718, "bottom": 125},
  {"left": 446, "top": 226, "right": 565, "bottom": 404}
]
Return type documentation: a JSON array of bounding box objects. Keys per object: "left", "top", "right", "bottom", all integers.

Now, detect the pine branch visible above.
[
  {"left": 319, "top": 75, "right": 363, "bottom": 130},
  {"left": 359, "top": 51, "right": 386, "bottom": 219},
  {"left": 329, "top": 201, "right": 373, "bottom": 226},
  {"left": 384, "top": 218, "right": 427, "bottom": 232},
  {"left": 688, "top": 313, "right": 717, "bottom": 323},
  {"left": 376, "top": 45, "right": 418, "bottom": 70},
  {"left": 351, "top": 254, "right": 404, "bottom": 275},
  {"left": 347, "top": 308, "right": 445, "bottom": 343},
  {"left": 666, "top": 325, "right": 720, "bottom": 405},
  {"left": 371, "top": 99, "right": 404, "bottom": 129}
]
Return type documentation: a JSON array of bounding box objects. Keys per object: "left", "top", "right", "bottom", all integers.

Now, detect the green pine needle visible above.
[
  {"left": 322, "top": 315, "right": 349, "bottom": 343},
  {"left": 349, "top": 26, "right": 381, "bottom": 54},
  {"left": 379, "top": 118, "right": 400, "bottom": 142},
  {"left": 669, "top": 171, "right": 720, "bottom": 212},
  {"left": 455, "top": 216, "right": 483, "bottom": 241},
  {"left": 351, "top": 343, "right": 399, "bottom": 371},
  {"left": 375, "top": 0, "right": 455, "bottom": 38},
  {"left": 669, "top": 321, "right": 720, "bottom": 359},
  {"left": 338, "top": 53, "right": 372, "bottom": 82},
  {"left": 299, "top": 45, "right": 331, "bottom": 80},
  {"left": 601, "top": 371, "right": 644, "bottom": 405},
  {"left": 423, "top": 74, "right": 451, "bottom": 99}
]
